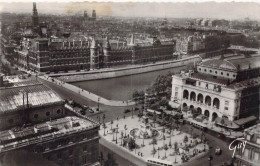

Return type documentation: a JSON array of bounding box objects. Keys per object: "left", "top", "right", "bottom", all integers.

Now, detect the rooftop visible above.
[
  {"left": 244, "top": 123, "right": 260, "bottom": 136},
  {"left": 199, "top": 54, "right": 260, "bottom": 71},
  {"left": 190, "top": 72, "right": 230, "bottom": 85},
  {"left": 0, "top": 80, "right": 63, "bottom": 114},
  {"left": 0, "top": 116, "right": 99, "bottom": 153}
]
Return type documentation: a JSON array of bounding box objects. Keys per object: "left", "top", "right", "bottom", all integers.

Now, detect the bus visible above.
[{"left": 146, "top": 157, "right": 173, "bottom": 166}]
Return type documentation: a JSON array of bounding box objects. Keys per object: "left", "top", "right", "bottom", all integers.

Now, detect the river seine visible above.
[{"left": 72, "top": 66, "right": 186, "bottom": 101}]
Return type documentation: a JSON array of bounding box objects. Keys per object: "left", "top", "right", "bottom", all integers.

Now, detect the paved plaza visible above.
[{"left": 99, "top": 115, "right": 209, "bottom": 165}]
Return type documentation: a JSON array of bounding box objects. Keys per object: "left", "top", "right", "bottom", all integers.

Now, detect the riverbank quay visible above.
[
  {"left": 38, "top": 75, "right": 136, "bottom": 107},
  {"left": 52, "top": 55, "right": 202, "bottom": 82}
]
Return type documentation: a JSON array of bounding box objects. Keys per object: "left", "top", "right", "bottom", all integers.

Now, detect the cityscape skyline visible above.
[{"left": 0, "top": 2, "right": 260, "bottom": 20}]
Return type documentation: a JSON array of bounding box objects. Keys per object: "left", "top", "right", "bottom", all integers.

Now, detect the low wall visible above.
[
  {"left": 39, "top": 75, "right": 135, "bottom": 107},
  {"left": 99, "top": 137, "right": 147, "bottom": 166},
  {"left": 54, "top": 56, "right": 202, "bottom": 82}
]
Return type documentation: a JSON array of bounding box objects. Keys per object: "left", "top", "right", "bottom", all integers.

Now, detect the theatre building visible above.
[
  {"left": 0, "top": 80, "right": 100, "bottom": 166},
  {"left": 169, "top": 54, "right": 260, "bottom": 130}
]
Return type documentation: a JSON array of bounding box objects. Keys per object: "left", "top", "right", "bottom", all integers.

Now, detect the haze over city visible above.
[{"left": 1, "top": 2, "right": 260, "bottom": 20}]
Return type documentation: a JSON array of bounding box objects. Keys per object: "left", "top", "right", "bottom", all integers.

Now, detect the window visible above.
[
  {"left": 227, "top": 73, "right": 229, "bottom": 76},
  {"left": 221, "top": 72, "right": 223, "bottom": 75},
  {"left": 82, "top": 155, "right": 87, "bottom": 164},
  {"left": 210, "top": 70, "right": 212, "bottom": 73},
  {"left": 57, "top": 153, "right": 62, "bottom": 159},
  {"left": 46, "top": 112, "right": 50, "bottom": 116},
  {"left": 57, "top": 109, "right": 61, "bottom": 114},
  {"left": 254, "top": 152, "right": 259, "bottom": 161},
  {"left": 215, "top": 71, "right": 218, "bottom": 74},
  {"left": 83, "top": 145, "right": 87, "bottom": 151},
  {"left": 243, "top": 149, "right": 249, "bottom": 158},
  {"left": 233, "top": 74, "right": 236, "bottom": 77},
  {"left": 34, "top": 114, "right": 39, "bottom": 119},
  {"left": 204, "top": 69, "right": 207, "bottom": 72},
  {"left": 225, "top": 101, "right": 229, "bottom": 105},
  {"left": 8, "top": 119, "right": 14, "bottom": 124},
  {"left": 224, "top": 107, "right": 228, "bottom": 111},
  {"left": 175, "top": 92, "right": 178, "bottom": 97},
  {"left": 257, "top": 138, "right": 260, "bottom": 144},
  {"left": 198, "top": 82, "right": 201, "bottom": 86},
  {"left": 69, "top": 149, "right": 73, "bottom": 156}
]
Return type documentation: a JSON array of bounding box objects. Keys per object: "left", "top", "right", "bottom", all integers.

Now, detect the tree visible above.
[
  {"left": 174, "top": 142, "right": 178, "bottom": 153},
  {"left": 164, "top": 144, "right": 169, "bottom": 158},
  {"left": 120, "top": 131, "right": 124, "bottom": 146},
  {"left": 110, "top": 120, "right": 113, "bottom": 130},
  {"left": 128, "top": 137, "right": 136, "bottom": 150},
  {"left": 183, "top": 135, "right": 188, "bottom": 144},
  {"left": 151, "top": 147, "right": 157, "bottom": 157},
  {"left": 124, "top": 125, "right": 127, "bottom": 137}
]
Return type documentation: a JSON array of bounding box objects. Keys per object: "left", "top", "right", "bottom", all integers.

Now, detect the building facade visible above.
[
  {"left": 169, "top": 54, "right": 260, "bottom": 129},
  {"left": 175, "top": 35, "right": 205, "bottom": 55},
  {"left": 0, "top": 80, "right": 100, "bottom": 166},
  {"left": 234, "top": 124, "right": 260, "bottom": 166},
  {"left": 15, "top": 35, "right": 176, "bottom": 72}
]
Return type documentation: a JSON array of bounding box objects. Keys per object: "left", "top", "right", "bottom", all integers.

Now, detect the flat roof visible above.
[
  {"left": 0, "top": 80, "right": 63, "bottom": 114},
  {"left": 199, "top": 54, "right": 260, "bottom": 71},
  {"left": 190, "top": 72, "right": 230, "bottom": 85},
  {"left": 0, "top": 116, "right": 98, "bottom": 152}
]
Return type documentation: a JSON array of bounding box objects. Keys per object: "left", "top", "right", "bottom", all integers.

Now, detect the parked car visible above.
[
  {"left": 215, "top": 147, "right": 222, "bottom": 155},
  {"left": 88, "top": 109, "right": 94, "bottom": 113},
  {"left": 83, "top": 105, "right": 89, "bottom": 110},
  {"left": 124, "top": 109, "right": 131, "bottom": 113}
]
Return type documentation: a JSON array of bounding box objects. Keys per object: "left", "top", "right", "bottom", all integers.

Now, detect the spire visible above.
[
  {"left": 90, "top": 36, "right": 97, "bottom": 48},
  {"left": 129, "top": 34, "right": 136, "bottom": 46},
  {"left": 32, "top": 2, "right": 39, "bottom": 28},
  {"left": 103, "top": 37, "right": 111, "bottom": 48}
]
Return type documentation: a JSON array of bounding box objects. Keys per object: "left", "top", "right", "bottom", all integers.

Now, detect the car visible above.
[
  {"left": 124, "top": 109, "right": 131, "bottom": 113},
  {"left": 83, "top": 105, "right": 89, "bottom": 109},
  {"left": 88, "top": 109, "right": 94, "bottom": 113},
  {"left": 215, "top": 147, "right": 222, "bottom": 155},
  {"left": 138, "top": 112, "right": 143, "bottom": 117}
]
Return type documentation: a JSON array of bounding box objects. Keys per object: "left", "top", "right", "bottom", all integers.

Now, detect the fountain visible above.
[{"left": 130, "top": 124, "right": 159, "bottom": 139}]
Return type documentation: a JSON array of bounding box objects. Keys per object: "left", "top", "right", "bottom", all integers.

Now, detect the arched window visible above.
[
  {"left": 57, "top": 109, "right": 61, "bottom": 114},
  {"left": 46, "top": 112, "right": 50, "bottom": 116},
  {"left": 34, "top": 114, "right": 39, "bottom": 119}
]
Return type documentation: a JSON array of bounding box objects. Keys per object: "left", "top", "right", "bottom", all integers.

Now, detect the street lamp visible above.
[{"left": 208, "top": 155, "right": 213, "bottom": 166}]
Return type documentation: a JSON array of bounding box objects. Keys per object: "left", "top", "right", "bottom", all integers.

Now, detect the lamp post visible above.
[{"left": 208, "top": 155, "right": 213, "bottom": 166}]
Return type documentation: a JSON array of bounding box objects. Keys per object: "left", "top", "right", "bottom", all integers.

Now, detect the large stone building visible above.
[
  {"left": 234, "top": 124, "right": 260, "bottom": 166},
  {"left": 0, "top": 80, "right": 100, "bottom": 166},
  {"left": 15, "top": 35, "right": 176, "bottom": 72},
  {"left": 175, "top": 35, "right": 205, "bottom": 55},
  {"left": 169, "top": 54, "right": 260, "bottom": 130}
]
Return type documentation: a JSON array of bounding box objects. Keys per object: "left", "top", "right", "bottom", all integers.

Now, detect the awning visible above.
[
  {"left": 234, "top": 116, "right": 257, "bottom": 126},
  {"left": 169, "top": 101, "right": 180, "bottom": 109}
]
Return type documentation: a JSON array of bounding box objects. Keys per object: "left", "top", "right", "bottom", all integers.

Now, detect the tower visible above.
[
  {"left": 32, "top": 2, "right": 39, "bottom": 28},
  {"left": 92, "top": 10, "right": 96, "bottom": 20},
  {"left": 103, "top": 37, "right": 111, "bottom": 68},
  {"left": 90, "top": 37, "right": 99, "bottom": 70},
  {"left": 129, "top": 34, "right": 137, "bottom": 64},
  {"left": 84, "top": 10, "right": 88, "bottom": 19}
]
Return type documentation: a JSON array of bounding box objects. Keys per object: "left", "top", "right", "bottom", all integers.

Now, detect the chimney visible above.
[{"left": 27, "top": 91, "right": 29, "bottom": 108}]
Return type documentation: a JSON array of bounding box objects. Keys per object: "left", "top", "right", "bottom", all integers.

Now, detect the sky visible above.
[{"left": 0, "top": 1, "right": 260, "bottom": 20}]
